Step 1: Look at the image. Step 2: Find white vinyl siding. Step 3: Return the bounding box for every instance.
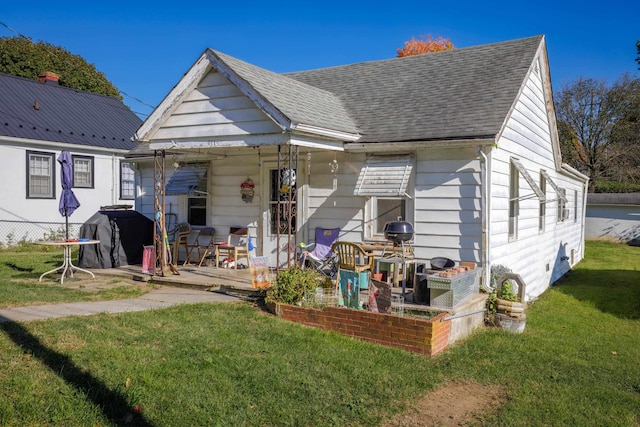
[491,56,586,298]
[152,71,281,142]
[414,148,481,263]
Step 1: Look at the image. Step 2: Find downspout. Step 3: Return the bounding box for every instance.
[477,146,491,291]
[580,178,589,261]
[112,154,117,205]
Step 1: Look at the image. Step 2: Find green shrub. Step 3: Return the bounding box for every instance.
[594,180,640,193]
[265,267,321,305]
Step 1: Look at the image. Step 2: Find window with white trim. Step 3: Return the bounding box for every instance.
[509,161,519,240]
[72,155,94,188]
[557,188,567,222]
[357,155,412,240]
[188,197,207,226]
[371,197,406,239]
[120,162,135,200]
[539,172,546,232]
[187,166,208,227]
[27,151,55,199]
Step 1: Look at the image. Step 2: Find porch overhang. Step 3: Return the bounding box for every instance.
[148,134,290,151]
[148,129,349,152]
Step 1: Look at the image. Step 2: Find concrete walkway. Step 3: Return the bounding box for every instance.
[0,286,241,323]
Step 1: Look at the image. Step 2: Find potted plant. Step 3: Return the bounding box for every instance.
[486,265,526,332]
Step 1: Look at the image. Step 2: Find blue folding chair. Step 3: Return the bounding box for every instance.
[299,227,340,280]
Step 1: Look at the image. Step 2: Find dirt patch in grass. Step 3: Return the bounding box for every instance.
[57,275,149,293]
[381,381,507,427]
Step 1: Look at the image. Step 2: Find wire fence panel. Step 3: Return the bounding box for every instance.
[0,220,83,247]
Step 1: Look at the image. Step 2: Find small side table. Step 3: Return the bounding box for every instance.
[375,256,416,299]
[36,240,100,284]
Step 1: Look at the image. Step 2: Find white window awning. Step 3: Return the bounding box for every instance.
[355,155,413,198]
[511,158,545,202]
[540,170,568,203]
[165,165,208,196]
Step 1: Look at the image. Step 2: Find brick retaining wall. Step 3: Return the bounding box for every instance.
[273,303,451,356]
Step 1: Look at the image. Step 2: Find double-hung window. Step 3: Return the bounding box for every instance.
[72,155,94,188]
[509,161,519,240]
[539,172,546,232]
[120,162,135,200]
[509,158,545,240]
[26,151,55,199]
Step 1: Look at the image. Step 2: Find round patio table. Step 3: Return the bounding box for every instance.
[36,240,100,284]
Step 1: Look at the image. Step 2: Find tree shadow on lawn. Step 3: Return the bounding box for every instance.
[553,269,640,320]
[0,319,153,426]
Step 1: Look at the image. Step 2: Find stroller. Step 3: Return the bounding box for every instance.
[299,227,340,281]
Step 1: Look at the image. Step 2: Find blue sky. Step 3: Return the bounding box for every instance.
[2,0,638,118]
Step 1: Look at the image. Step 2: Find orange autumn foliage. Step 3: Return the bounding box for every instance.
[397,34,454,57]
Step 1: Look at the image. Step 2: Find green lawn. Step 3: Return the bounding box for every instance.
[0,249,151,307]
[0,241,639,426]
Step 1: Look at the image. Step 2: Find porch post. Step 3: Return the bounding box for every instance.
[153,150,169,276]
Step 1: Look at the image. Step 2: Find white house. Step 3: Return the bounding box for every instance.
[0,71,142,245]
[130,35,588,300]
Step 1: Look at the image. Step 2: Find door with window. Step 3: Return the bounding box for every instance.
[261,162,299,268]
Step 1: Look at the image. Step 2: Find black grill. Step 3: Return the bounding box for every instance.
[383,221,414,243]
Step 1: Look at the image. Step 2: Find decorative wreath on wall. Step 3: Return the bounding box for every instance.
[241,178,255,203]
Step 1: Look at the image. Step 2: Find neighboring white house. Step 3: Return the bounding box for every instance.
[0,72,142,245]
[585,193,640,245]
[130,35,588,300]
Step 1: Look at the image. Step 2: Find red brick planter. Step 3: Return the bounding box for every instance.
[270,303,451,356]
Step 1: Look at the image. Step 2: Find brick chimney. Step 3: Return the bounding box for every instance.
[38,71,59,84]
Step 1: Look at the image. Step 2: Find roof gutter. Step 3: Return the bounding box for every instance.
[561,163,589,182]
[290,123,360,142]
[344,138,495,152]
[1,135,132,154]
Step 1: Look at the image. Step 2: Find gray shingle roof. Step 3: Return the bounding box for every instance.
[210,50,359,134]
[0,72,142,150]
[285,35,543,143]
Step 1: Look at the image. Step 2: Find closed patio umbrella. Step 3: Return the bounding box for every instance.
[58,151,80,240]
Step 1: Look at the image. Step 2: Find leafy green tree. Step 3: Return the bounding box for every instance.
[555,75,640,192]
[0,36,120,99]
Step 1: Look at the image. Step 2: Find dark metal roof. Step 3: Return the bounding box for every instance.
[0,72,142,150]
